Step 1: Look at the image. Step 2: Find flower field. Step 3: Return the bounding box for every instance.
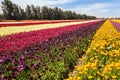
[0,20,87,27]
[66,20,120,80]
[1,19,120,80]
[0,20,99,37]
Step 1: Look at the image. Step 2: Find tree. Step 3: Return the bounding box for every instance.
[63,11,68,19]
[31,5,37,19]
[48,8,54,20]
[1,0,97,20]
[19,7,26,20]
[1,0,15,19]
[25,5,32,19]
[42,6,49,20]
[81,14,87,19]
[53,7,63,20]
[72,12,77,19]
[0,15,2,21]
[13,4,21,20]
[36,6,43,20]
[78,14,82,19]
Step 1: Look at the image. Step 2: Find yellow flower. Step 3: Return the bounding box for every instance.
[91,63,96,68]
[115,63,120,67]
[101,74,105,77]
[104,76,109,80]
[97,71,101,75]
[97,78,101,80]
[68,77,73,80]
[103,68,109,74]
[95,60,99,64]
[95,56,98,58]
[81,56,85,61]
[73,76,77,80]
[75,66,81,71]
[116,67,120,70]
[112,44,116,48]
[86,48,91,55]
[90,57,94,61]
[112,76,117,79]
[83,67,88,71]
[88,76,92,79]
[79,72,83,74]
[77,77,81,80]
[108,67,112,71]
[100,46,104,50]
[68,74,72,77]
[92,67,97,70]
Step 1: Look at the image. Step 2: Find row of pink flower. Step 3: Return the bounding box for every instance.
[111,21,120,32]
[0,20,103,54]
[0,20,84,27]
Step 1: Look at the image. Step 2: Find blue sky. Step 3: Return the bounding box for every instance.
[0,0,120,18]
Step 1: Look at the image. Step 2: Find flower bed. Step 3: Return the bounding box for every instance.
[0,20,85,27]
[0,20,103,54]
[0,20,100,37]
[0,20,104,80]
[66,20,120,80]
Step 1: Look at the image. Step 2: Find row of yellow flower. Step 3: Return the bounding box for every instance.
[0,20,99,37]
[0,22,82,37]
[112,20,120,23]
[66,20,120,80]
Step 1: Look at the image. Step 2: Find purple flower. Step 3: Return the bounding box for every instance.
[0,75,4,80]
[36,72,41,78]
[0,58,4,63]
[17,60,25,71]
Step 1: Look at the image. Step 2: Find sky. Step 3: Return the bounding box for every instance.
[0,0,120,18]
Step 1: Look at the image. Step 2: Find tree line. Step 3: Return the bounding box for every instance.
[0,0,97,20]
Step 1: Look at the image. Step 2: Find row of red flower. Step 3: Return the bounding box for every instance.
[0,20,84,27]
[0,20,103,54]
